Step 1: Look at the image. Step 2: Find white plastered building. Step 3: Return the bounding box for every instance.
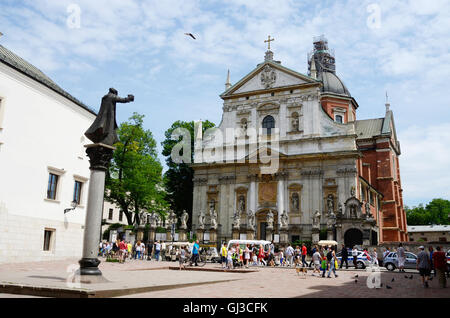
[0,45,97,263]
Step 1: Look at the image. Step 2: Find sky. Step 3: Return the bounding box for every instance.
[0,0,449,207]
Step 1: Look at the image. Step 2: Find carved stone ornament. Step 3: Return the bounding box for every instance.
[210,210,218,230]
[280,210,289,228]
[85,144,115,171]
[312,210,321,229]
[247,210,256,231]
[260,65,277,89]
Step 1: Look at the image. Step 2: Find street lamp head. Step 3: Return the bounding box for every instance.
[64,201,78,214]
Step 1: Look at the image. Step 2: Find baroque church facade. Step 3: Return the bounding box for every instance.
[191,36,407,247]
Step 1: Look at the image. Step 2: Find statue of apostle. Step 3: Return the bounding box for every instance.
[85,88,134,146]
[180,210,189,229]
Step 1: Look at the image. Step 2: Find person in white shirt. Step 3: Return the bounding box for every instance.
[312,250,322,276]
[285,244,294,267]
[352,246,359,269]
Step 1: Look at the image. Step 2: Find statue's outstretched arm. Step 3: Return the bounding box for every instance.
[114,95,135,103]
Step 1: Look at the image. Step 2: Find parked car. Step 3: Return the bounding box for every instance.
[383,251,418,271]
[335,250,371,269]
[199,244,221,263]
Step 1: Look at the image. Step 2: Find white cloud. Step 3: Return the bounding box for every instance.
[1,0,449,204]
[399,123,450,205]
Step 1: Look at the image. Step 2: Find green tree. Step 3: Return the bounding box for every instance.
[426,198,450,225]
[105,113,167,226]
[161,120,215,227]
[406,199,450,225]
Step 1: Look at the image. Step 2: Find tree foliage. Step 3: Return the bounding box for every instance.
[406,198,450,225]
[105,113,167,226]
[161,120,215,227]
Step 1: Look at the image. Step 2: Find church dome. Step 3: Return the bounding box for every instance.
[319,71,351,97]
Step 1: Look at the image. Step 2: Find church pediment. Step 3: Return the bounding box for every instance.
[221,61,319,98]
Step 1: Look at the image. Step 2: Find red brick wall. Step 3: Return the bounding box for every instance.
[358,138,408,243]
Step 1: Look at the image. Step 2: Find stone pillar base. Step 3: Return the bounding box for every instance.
[209,229,217,244]
[148,228,156,243]
[137,226,145,242]
[196,229,204,243]
[327,229,334,241]
[178,229,187,242]
[166,231,173,242]
[78,258,102,276]
[280,228,289,244]
[312,228,320,244]
[266,228,273,242]
[246,230,255,240]
[232,228,240,240]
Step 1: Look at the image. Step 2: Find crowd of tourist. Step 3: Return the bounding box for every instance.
[99,239,165,263]
[98,239,448,288]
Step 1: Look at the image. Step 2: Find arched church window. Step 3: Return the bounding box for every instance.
[262,115,275,135]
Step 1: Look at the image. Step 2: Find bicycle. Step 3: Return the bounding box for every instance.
[184,253,206,267]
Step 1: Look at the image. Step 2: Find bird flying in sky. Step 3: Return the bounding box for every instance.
[185,33,196,40]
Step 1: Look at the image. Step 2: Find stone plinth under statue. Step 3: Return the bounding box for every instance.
[280,227,289,244]
[178,229,187,242]
[137,225,145,242]
[196,229,204,243]
[265,226,274,242]
[148,226,156,243]
[232,228,240,240]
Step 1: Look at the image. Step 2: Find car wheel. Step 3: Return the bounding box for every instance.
[386,263,396,271]
[357,261,365,269]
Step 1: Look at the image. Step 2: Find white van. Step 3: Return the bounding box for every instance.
[227,240,271,252]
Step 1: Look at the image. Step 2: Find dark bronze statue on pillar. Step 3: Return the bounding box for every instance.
[77,88,134,280]
[85,88,134,145]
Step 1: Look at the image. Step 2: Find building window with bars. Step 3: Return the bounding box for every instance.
[119,210,124,222]
[108,208,114,220]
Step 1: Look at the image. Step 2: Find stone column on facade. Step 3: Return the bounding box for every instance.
[277,179,284,225]
[249,177,257,213]
[78,143,114,278]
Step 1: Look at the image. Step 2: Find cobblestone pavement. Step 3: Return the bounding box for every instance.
[0,258,448,298]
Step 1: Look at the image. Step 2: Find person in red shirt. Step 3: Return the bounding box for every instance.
[432,246,447,288]
[119,240,127,263]
[301,244,308,267]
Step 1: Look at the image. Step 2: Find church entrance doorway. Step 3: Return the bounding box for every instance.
[344,228,363,248]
